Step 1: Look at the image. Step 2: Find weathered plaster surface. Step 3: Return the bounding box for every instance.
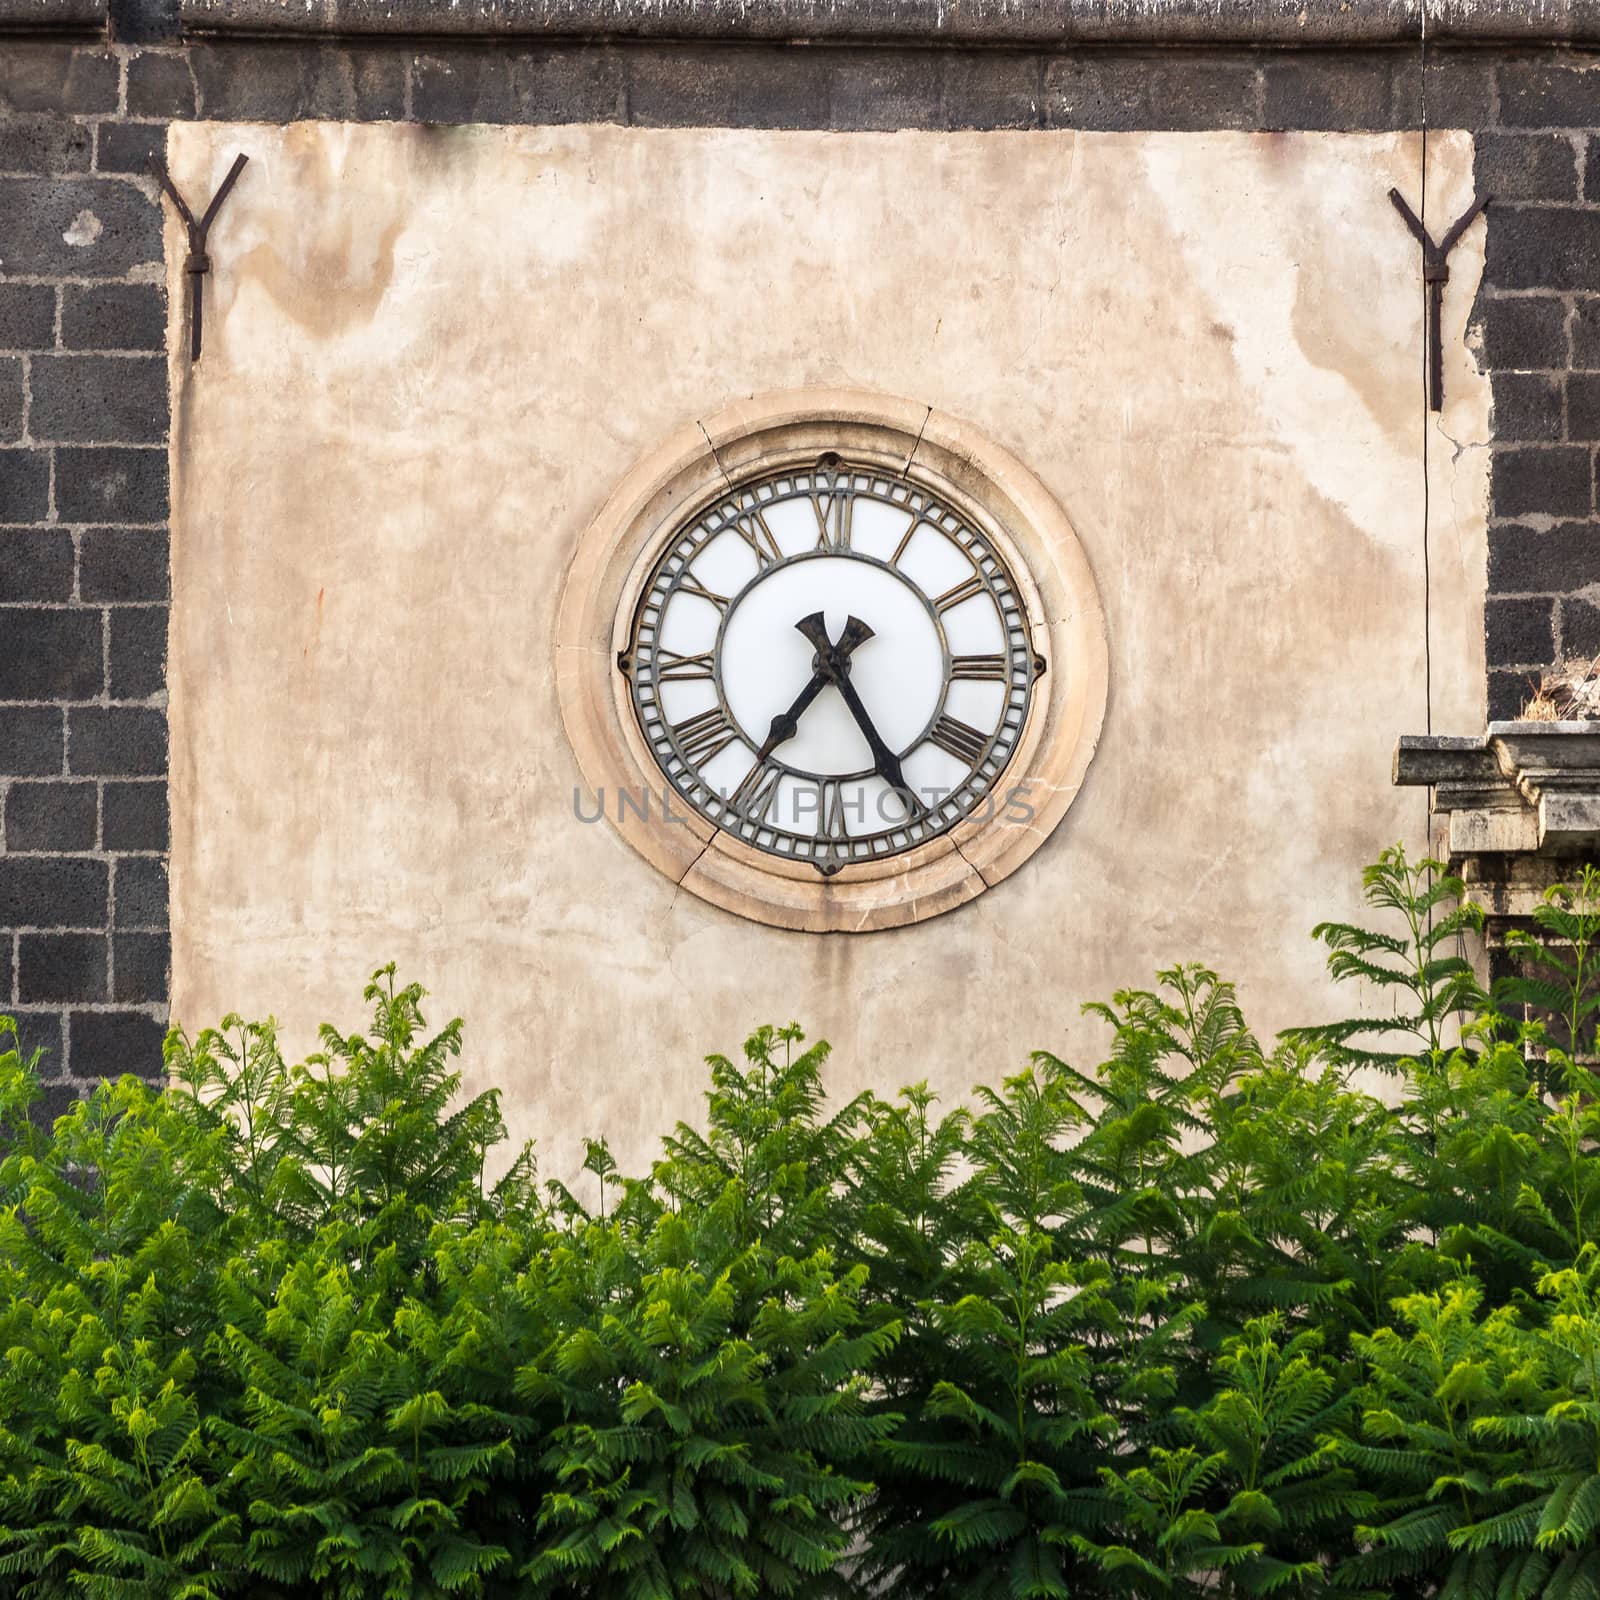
[167,122,1486,1178]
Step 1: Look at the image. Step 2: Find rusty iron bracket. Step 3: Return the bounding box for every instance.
[148,152,249,363]
[1388,186,1490,412]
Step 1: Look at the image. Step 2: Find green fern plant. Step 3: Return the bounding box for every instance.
[0,1073,241,1599]
[5,851,1600,1598]
[517,1023,897,1599]
[1286,845,1486,1072]
[861,1060,1117,1599]
[1337,1281,1535,1598]
[209,1230,519,1599]
[1179,1316,1370,1596]
[1498,868,1600,1092]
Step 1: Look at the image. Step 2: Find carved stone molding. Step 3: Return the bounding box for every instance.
[1395,722,1600,936]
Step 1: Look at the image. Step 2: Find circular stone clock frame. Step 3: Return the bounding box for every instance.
[557,390,1107,933]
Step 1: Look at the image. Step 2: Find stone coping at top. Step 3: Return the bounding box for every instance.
[158,0,1600,43]
[0,0,102,30]
[15,0,1600,48]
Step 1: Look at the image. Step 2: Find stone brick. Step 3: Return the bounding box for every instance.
[0,856,107,928]
[1476,294,1569,371]
[1488,668,1534,721]
[94,121,163,177]
[0,178,162,279]
[0,706,64,775]
[0,358,20,444]
[1146,57,1261,130]
[0,449,49,523]
[1498,59,1600,128]
[19,933,106,1003]
[4,781,96,851]
[190,41,406,121]
[1575,300,1600,369]
[1561,595,1600,656]
[29,356,167,446]
[68,706,166,777]
[1489,520,1600,593]
[107,606,165,701]
[829,50,943,131]
[61,285,165,353]
[101,779,166,850]
[126,49,195,117]
[0,284,55,351]
[350,43,411,118]
[414,43,624,124]
[78,528,167,601]
[28,1080,78,1130]
[1044,54,1148,129]
[55,447,167,523]
[0,531,73,602]
[0,608,103,701]
[1486,207,1600,293]
[1486,595,1556,666]
[1262,52,1393,131]
[1475,132,1579,202]
[0,117,92,176]
[624,44,829,129]
[1569,374,1600,441]
[1491,445,1593,517]
[0,45,118,115]
[1589,137,1600,204]
[112,931,167,1003]
[943,52,1044,130]
[10,1010,65,1074]
[112,855,165,928]
[109,0,181,44]
[69,1009,163,1078]
[1492,371,1565,440]
[1392,51,1498,130]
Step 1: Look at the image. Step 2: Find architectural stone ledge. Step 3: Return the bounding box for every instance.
[0,0,104,30]
[1396,722,1600,937]
[172,0,1600,44]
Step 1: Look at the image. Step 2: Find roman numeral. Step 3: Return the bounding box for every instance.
[656,649,716,682]
[677,572,730,612]
[728,758,782,823]
[950,654,1008,682]
[729,504,783,567]
[889,517,929,566]
[933,575,986,614]
[819,779,851,842]
[673,706,741,765]
[929,715,990,766]
[814,779,851,876]
[810,474,852,550]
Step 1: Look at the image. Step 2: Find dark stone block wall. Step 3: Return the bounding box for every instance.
[1,2,1598,1097]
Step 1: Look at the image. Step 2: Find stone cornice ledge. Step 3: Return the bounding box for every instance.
[0,0,104,32]
[173,0,1600,44]
[1396,723,1600,858]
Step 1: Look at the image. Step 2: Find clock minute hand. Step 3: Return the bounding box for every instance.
[755,613,875,762]
[829,662,917,806]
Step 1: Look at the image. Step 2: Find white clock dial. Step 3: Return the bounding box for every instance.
[621,457,1040,875]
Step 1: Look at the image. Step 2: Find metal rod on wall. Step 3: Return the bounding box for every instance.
[149,152,249,363]
[1388,185,1490,412]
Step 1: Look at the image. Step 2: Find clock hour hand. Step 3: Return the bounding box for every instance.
[755,613,874,761]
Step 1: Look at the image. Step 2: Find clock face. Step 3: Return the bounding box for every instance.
[621,457,1040,876]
